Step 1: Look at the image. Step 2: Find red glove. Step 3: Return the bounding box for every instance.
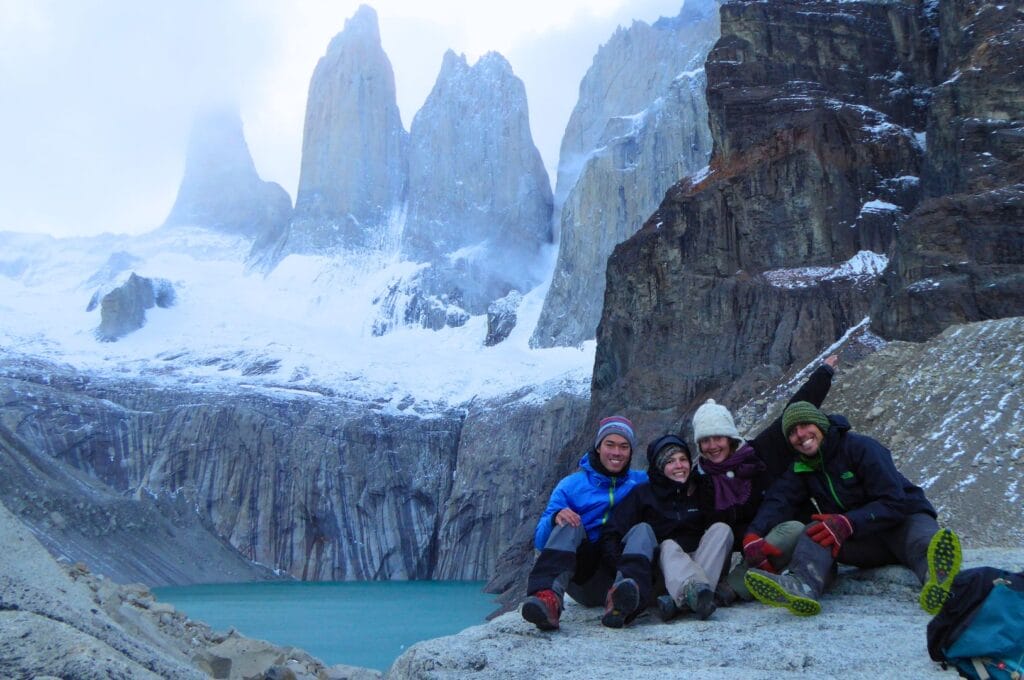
[742,533,783,572]
[806,514,853,557]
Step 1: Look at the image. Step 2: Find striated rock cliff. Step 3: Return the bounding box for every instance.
[162,108,292,241]
[398,50,553,318]
[0,352,588,586]
[432,390,589,580]
[872,1,1024,340]
[287,5,408,254]
[532,0,720,348]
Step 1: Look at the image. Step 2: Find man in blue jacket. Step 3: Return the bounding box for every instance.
[742,402,961,616]
[521,415,650,631]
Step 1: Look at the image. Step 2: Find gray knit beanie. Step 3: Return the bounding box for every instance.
[692,399,742,443]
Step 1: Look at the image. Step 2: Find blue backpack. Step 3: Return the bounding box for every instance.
[926,567,1024,680]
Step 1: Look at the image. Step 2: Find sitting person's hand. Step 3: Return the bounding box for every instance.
[742,532,783,572]
[806,514,853,557]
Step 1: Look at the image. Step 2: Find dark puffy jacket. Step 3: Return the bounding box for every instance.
[694,443,771,551]
[748,414,936,537]
[694,362,835,548]
[599,435,707,569]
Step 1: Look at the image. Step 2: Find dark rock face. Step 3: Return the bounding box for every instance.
[873,2,1024,340]
[287,5,408,253]
[162,109,292,240]
[485,291,522,347]
[95,273,175,342]
[590,0,932,433]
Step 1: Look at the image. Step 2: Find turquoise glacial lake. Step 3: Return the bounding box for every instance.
[153,580,495,672]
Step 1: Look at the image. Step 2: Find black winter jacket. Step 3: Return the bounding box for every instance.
[748,414,936,538]
[599,474,707,570]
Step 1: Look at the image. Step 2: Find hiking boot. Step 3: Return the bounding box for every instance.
[920,528,962,615]
[683,581,717,620]
[656,594,679,622]
[601,578,640,628]
[522,589,561,631]
[744,569,821,616]
[714,581,739,607]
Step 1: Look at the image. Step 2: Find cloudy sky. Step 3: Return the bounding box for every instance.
[0,0,687,238]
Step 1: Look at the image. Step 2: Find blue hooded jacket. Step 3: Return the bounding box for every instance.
[533,452,648,549]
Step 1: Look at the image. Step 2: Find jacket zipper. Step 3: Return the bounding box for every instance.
[822,470,846,511]
[601,477,617,526]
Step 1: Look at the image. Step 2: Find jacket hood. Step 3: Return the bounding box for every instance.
[815,414,852,457]
[644,434,692,490]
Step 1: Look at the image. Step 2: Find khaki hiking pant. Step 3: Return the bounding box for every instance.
[660,522,733,607]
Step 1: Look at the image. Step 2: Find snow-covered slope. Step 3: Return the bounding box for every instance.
[0,227,592,409]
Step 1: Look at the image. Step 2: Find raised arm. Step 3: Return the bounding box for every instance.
[751,358,837,478]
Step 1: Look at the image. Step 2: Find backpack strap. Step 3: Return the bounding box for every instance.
[969,658,990,680]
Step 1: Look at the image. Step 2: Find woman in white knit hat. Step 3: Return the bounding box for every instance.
[692,355,838,603]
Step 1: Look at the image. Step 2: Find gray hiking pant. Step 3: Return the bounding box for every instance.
[727,520,805,600]
[793,512,941,596]
[528,522,656,607]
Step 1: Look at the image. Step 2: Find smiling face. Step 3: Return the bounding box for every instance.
[661,449,691,483]
[698,435,735,464]
[787,423,824,456]
[598,434,631,474]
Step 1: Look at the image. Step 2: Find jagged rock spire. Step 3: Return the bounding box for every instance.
[288,4,408,253]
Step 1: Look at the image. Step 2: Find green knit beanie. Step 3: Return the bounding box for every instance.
[782,401,830,437]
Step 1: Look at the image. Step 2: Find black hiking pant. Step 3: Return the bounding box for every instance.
[793,512,940,595]
[526,523,656,607]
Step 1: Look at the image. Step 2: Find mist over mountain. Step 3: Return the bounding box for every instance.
[162,108,292,242]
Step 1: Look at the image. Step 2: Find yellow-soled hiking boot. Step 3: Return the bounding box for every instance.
[744,569,821,617]
[920,528,962,615]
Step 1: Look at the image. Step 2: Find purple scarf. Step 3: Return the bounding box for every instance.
[700,442,766,511]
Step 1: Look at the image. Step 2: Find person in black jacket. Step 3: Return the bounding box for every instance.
[598,435,733,627]
[692,356,837,603]
[742,401,962,616]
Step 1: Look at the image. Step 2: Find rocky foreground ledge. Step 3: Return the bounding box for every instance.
[3,493,1022,679]
[390,549,1024,680]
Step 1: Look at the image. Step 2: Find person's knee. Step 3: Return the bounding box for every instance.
[768,520,806,549]
[623,522,656,555]
[545,523,586,551]
[708,521,734,545]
